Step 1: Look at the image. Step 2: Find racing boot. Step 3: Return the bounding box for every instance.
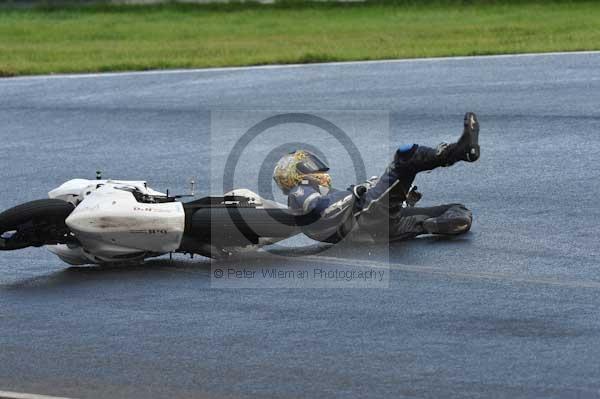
[394,112,480,173]
[422,204,472,235]
[436,112,480,166]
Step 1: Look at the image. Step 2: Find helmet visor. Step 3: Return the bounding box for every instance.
[297,153,329,174]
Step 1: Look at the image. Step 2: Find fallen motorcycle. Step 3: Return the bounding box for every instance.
[0,178,307,265]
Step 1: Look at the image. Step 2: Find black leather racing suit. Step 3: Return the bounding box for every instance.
[287,144,472,243]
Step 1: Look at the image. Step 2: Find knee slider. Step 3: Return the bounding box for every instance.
[395,144,418,162]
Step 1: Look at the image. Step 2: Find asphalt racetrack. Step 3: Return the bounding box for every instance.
[1,52,600,398]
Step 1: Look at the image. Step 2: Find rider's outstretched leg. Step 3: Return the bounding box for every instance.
[395,112,480,175]
[359,112,480,210]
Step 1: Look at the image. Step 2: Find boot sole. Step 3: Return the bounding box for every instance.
[464,112,480,162]
[423,216,471,235]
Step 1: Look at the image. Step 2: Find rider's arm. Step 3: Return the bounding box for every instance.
[288,185,331,214]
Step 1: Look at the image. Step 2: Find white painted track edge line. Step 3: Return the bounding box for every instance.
[4,50,600,81]
[300,255,600,289]
[0,390,74,399]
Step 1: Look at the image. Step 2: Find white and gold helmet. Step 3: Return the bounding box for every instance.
[273,150,331,194]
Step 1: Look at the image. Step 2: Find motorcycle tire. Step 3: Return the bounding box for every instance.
[0,199,74,250]
[189,207,300,242]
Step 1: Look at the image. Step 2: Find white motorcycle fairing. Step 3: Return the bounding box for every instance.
[47,179,184,265]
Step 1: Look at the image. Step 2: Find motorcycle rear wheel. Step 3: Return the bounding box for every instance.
[0,199,75,250]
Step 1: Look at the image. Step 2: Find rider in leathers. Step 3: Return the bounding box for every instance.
[272,112,480,243]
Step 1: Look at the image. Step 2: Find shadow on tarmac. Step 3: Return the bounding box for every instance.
[0,233,473,291]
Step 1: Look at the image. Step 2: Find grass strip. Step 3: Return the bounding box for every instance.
[0,0,598,76]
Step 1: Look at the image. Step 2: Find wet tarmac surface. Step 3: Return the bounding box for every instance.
[1,53,599,398]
